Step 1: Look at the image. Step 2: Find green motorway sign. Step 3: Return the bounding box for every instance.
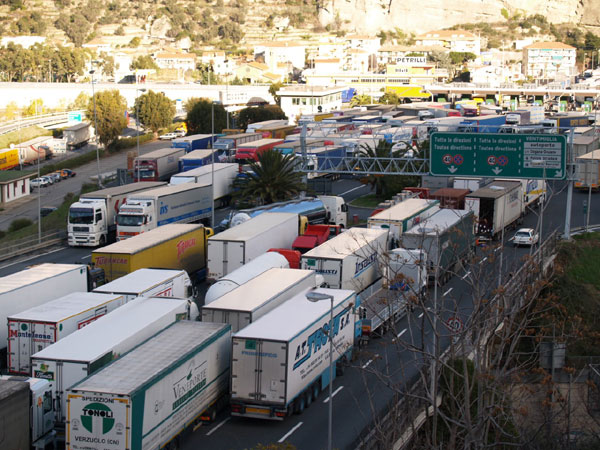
[429,132,567,180]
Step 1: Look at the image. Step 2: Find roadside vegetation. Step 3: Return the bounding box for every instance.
[0,125,51,148]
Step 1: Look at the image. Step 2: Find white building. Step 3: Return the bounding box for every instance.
[254,42,306,76]
[345,34,381,54]
[200,51,231,76]
[153,52,196,71]
[416,29,481,55]
[522,41,577,80]
[0,171,33,206]
[344,49,370,72]
[277,85,345,124]
[313,58,342,74]
[1,36,45,48]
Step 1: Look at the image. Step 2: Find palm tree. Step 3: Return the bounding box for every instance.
[356,139,397,197]
[234,149,306,206]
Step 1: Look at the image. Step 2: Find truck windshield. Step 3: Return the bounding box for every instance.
[138,168,156,180]
[117,214,144,226]
[69,207,94,224]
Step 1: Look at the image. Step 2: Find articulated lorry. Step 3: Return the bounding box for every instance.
[401,209,475,284]
[0,264,93,367]
[359,248,428,338]
[231,288,356,419]
[301,227,388,293]
[0,376,56,450]
[31,296,196,424]
[204,252,289,304]
[171,133,215,152]
[575,150,600,190]
[67,182,165,247]
[541,114,589,133]
[170,162,238,208]
[202,268,318,332]
[456,115,506,133]
[207,212,299,280]
[367,198,440,246]
[66,321,230,450]
[116,183,212,239]
[226,195,347,229]
[94,268,194,301]
[7,292,125,375]
[212,132,262,156]
[133,147,185,182]
[465,180,524,239]
[63,123,90,150]
[235,138,284,162]
[92,223,211,283]
[178,149,220,171]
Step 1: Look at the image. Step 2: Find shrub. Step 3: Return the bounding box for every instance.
[9,218,33,233]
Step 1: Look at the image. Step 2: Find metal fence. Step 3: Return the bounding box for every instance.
[0,229,66,262]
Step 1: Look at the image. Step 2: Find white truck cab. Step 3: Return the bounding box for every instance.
[116,201,153,240]
[67,199,108,247]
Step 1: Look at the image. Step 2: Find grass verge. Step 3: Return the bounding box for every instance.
[0,126,51,148]
[350,194,381,208]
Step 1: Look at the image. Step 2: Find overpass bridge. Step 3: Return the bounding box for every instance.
[0,111,83,136]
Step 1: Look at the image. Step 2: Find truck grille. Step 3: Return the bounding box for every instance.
[73,226,88,232]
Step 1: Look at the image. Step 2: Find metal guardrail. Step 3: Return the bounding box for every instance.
[0,229,66,263]
[0,110,84,136]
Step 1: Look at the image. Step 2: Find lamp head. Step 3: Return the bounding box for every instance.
[306,291,333,303]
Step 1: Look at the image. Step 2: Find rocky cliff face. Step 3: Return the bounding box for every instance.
[319,0,597,34]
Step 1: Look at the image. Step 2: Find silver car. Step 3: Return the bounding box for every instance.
[513,228,539,247]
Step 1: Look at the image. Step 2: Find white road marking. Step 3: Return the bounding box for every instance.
[418,312,424,318]
[361,354,379,369]
[205,417,230,436]
[323,386,344,403]
[443,288,453,297]
[480,257,488,264]
[461,271,471,280]
[397,329,407,338]
[81,254,91,260]
[278,422,303,443]
[340,184,367,196]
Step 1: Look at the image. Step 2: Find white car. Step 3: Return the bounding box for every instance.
[159,132,179,140]
[30,177,51,188]
[513,228,539,246]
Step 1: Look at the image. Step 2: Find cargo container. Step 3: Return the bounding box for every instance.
[401,209,475,284]
[453,177,493,192]
[541,114,589,133]
[171,133,215,152]
[92,223,211,283]
[246,120,290,133]
[465,180,523,239]
[178,149,220,171]
[431,188,470,209]
[505,110,531,125]
[63,123,90,150]
[31,297,194,423]
[116,183,212,239]
[207,212,299,280]
[230,288,356,419]
[0,145,52,171]
[67,182,166,247]
[301,228,388,293]
[0,376,56,450]
[170,163,237,207]
[573,135,599,159]
[305,145,346,178]
[8,292,125,375]
[456,115,506,133]
[273,139,326,155]
[235,138,284,162]
[202,268,317,332]
[0,264,89,362]
[504,178,546,207]
[133,147,185,182]
[66,321,230,450]
[204,252,289,304]
[94,268,193,302]
[255,124,296,139]
[367,198,440,245]
[575,150,600,190]
[226,195,347,229]
[212,132,262,154]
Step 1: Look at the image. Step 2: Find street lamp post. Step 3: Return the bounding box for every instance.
[90,67,101,188]
[136,87,146,182]
[305,291,334,450]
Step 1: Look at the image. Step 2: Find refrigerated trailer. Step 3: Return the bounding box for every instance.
[202,268,318,332]
[7,292,125,375]
[301,227,388,293]
[207,212,299,280]
[66,321,231,450]
[30,297,195,423]
[133,147,185,182]
[170,163,238,208]
[230,288,356,420]
[93,268,193,302]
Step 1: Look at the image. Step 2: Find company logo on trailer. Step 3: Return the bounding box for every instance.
[354,253,377,276]
[177,238,196,258]
[81,402,115,434]
[94,256,128,265]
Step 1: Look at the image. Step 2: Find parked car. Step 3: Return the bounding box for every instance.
[174,129,186,137]
[40,206,58,217]
[30,177,51,188]
[48,172,62,183]
[41,175,54,185]
[61,168,76,178]
[159,132,179,140]
[512,228,539,247]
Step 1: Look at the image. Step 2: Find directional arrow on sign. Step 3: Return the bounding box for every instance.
[492,167,502,175]
[554,170,563,178]
[448,165,458,173]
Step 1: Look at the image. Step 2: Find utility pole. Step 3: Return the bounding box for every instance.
[564,129,575,240]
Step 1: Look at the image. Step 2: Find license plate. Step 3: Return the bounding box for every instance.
[246,407,269,415]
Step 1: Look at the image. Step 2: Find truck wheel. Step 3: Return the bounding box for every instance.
[99,235,106,247]
[305,390,312,407]
[312,382,320,400]
[294,396,305,414]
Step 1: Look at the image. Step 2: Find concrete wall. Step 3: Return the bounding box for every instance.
[1,178,30,205]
